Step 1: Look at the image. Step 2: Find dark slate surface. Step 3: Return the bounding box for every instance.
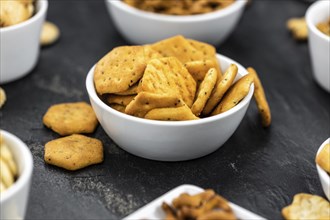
[1,0,329,219]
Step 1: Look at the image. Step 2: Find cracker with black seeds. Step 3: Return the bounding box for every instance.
[211,73,254,115]
[191,68,218,116]
[106,94,135,106]
[144,105,199,121]
[44,134,103,171]
[43,102,98,136]
[203,64,238,116]
[247,67,271,127]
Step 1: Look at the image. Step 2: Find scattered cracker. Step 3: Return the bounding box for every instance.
[40,21,60,46]
[287,17,308,41]
[247,67,271,127]
[44,134,103,171]
[316,143,330,173]
[191,68,218,116]
[144,105,199,121]
[203,64,238,116]
[43,102,99,136]
[282,193,330,220]
[211,73,254,115]
[0,87,6,109]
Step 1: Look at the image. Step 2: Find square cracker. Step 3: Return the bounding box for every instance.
[106,94,135,106]
[125,92,184,118]
[139,57,196,107]
[144,105,199,121]
[93,46,147,95]
[44,134,103,171]
[43,102,98,136]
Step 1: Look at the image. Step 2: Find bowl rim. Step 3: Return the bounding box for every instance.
[306,0,330,43]
[107,0,247,22]
[0,130,33,203]
[0,0,48,33]
[86,53,254,127]
[316,138,330,186]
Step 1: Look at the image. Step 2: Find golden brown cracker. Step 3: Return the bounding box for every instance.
[317,18,330,36]
[93,46,147,94]
[125,92,183,118]
[150,35,206,64]
[144,105,199,121]
[106,94,135,106]
[114,82,139,96]
[184,59,218,82]
[287,17,308,41]
[44,134,103,171]
[43,102,99,136]
[109,104,126,113]
[203,64,238,116]
[40,21,60,46]
[282,193,330,220]
[191,68,218,116]
[139,57,196,107]
[211,73,254,115]
[316,143,330,173]
[0,157,14,188]
[247,67,271,127]
[0,0,31,27]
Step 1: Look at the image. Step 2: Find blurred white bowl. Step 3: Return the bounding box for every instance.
[315,138,330,201]
[105,0,247,45]
[306,0,330,92]
[0,0,48,84]
[86,54,254,161]
[0,130,33,220]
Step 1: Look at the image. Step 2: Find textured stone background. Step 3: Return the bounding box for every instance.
[1,0,329,219]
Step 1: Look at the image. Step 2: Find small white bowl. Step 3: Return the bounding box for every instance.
[306,0,330,92]
[0,130,33,220]
[86,54,254,161]
[315,138,330,201]
[105,0,247,45]
[0,0,48,84]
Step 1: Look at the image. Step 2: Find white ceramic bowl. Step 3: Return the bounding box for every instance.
[306,0,330,92]
[0,130,33,220]
[315,138,330,201]
[86,54,254,161]
[105,0,247,45]
[0,0,48,84]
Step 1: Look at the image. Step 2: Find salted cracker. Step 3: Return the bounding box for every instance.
[144,105,199,121]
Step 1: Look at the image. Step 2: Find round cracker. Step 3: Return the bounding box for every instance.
[40,21,60,46]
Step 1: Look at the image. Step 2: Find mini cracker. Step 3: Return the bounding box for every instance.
[0,87,6,109]
[139,57,196,107]
[191,68,218,116]
[114,82,139,96]
[40,21,60,46]
[109,104,126,113]
[43,102,98,136]
[44,134,103,171]
[287,17,308,41]
[93,46,147,94]
[211,73,254,115]
[316,143,330,173]
[247,67,271,127]
[125,92,184,118]
[184,59,218,82]
[106,94,135,106]
[0,1,31,27]
[203,64,238,116]
[282,193,330,220]
[144,105,199,121]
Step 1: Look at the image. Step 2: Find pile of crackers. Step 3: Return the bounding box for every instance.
[123,0,235,15]
[94,35,271,126]
[162,189,237,220]
[0,0,35,27]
